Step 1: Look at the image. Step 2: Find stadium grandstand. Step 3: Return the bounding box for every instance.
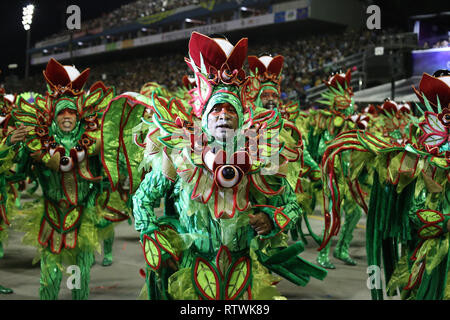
[2,0,449,109]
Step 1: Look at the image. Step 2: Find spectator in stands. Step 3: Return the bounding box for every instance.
[22,26,412,110]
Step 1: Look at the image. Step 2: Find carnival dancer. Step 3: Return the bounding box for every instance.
[246,54,322,245]
[101,32,327,300]
[8,58,116,299]
[319,69,450,299]
[303,70,367,269]
[0,87,19,294]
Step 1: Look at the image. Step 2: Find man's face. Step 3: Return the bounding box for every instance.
[56,108,78,132]
[260,89,280,110]
[207,102,239,142]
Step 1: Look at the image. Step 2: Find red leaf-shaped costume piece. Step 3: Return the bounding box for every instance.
[413,73,450,111]
[326,69,352,90]
[43,58,90,97]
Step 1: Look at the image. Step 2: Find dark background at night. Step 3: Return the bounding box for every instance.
[0,0,448,82]
[0,0,135,81]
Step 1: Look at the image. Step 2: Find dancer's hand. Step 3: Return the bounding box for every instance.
[9,124,32,145]
[249,212,273,235]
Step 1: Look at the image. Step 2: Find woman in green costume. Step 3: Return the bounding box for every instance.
[7,58,117,299]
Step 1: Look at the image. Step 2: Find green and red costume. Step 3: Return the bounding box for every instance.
[245,54,322,245]
[102,32,327,300]
[320,71,450,299]
[8,58,122,299]
[0,88,18,294]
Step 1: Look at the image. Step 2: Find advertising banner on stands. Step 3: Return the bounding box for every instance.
[412,48,450,76]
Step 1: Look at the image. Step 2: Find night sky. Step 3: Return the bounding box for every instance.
[0,0,448,82]
[0,0,134,81]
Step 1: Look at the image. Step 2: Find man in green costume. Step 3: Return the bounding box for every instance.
[309,70,365,269]
[128,32,326,300]
[246,54,323,247]
[0,88,18,294]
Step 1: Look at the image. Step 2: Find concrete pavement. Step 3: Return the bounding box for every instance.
[0,206,395,300]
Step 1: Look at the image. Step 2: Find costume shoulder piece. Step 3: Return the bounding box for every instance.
[101,88,193,194]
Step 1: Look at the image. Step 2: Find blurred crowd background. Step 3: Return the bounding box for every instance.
[16,28,408,106]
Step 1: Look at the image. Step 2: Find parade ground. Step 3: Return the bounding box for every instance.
[0,203,391,300]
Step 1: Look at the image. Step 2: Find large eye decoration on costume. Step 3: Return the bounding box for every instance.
[437,108,450,128]
[49,142,60,156]
[75,145,86,162]
[215,165,240,188]
[209,150,251,189]
[60,156,74,172]
[444,114,450,124]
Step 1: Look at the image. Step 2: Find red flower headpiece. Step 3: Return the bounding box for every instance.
[413,73,450,111]
[380,99,411,116]
[247,55,284,85]
[185,32,248,86]
[325,69,352,93]
[43,58,90,97]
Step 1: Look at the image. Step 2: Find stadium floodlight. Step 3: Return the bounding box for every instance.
[22,3,35,79]
[374,47,384,56]
[185,18,205,25]
[240,6,259,14]
[22,4,34,30]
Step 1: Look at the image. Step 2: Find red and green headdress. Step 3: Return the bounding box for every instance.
[413,71,450,112]
[184,32,248,130]
[43,58,90,99]
[12,58,115,174]
[246,55,283,108]
[318,69,354,115]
